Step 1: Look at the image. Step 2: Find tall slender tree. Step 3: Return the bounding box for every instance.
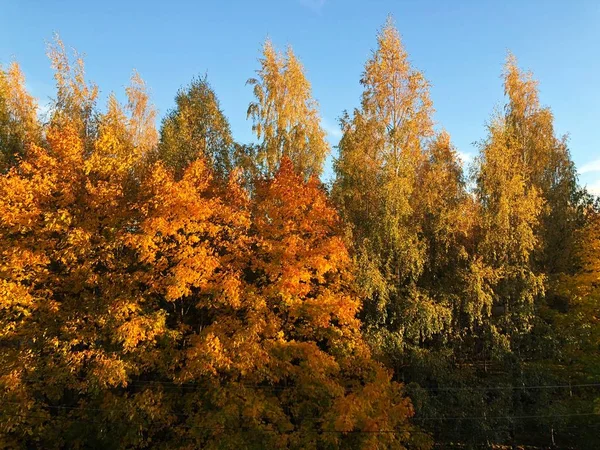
[473,54,581,348]
[501,55,579,275]
[247,41,329,178]
[334,18,449,358]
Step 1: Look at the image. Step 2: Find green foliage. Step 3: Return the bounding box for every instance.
[334,18,473,366]
[158,76,234,179]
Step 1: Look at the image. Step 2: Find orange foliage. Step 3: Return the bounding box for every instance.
[0,38,426,450]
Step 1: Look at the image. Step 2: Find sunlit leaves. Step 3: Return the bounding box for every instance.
[247,41,329,178]
[0,62,41,170]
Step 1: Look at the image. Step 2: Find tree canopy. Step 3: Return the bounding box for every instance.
[1,23,599,450]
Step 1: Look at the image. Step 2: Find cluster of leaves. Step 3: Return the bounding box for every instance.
[1,17,599,449]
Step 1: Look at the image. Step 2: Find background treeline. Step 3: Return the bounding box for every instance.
[1,19,599,449]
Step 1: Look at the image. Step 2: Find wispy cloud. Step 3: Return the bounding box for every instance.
[579,158,600,174]
[321,118,342,139]
[299,0,326,14]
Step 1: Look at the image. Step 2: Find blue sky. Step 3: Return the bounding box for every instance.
[1,0,599,192]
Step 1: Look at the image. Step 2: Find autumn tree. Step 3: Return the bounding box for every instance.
[474,123,544,348]
[157,76,234,179]
[501,55,579,275]
[97,154,428,449]
[247,41,329,178]
[242,158,428,449]
[0,62,41,170]
[333,18,455,360]
[93,71,158,177]
[0,122,164,448]
[0,52,165,448]
[47,35,99,153]
[472,54,583,350]
[433,54,573,448]
[128,157,429,449]
[401,53,594,449]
